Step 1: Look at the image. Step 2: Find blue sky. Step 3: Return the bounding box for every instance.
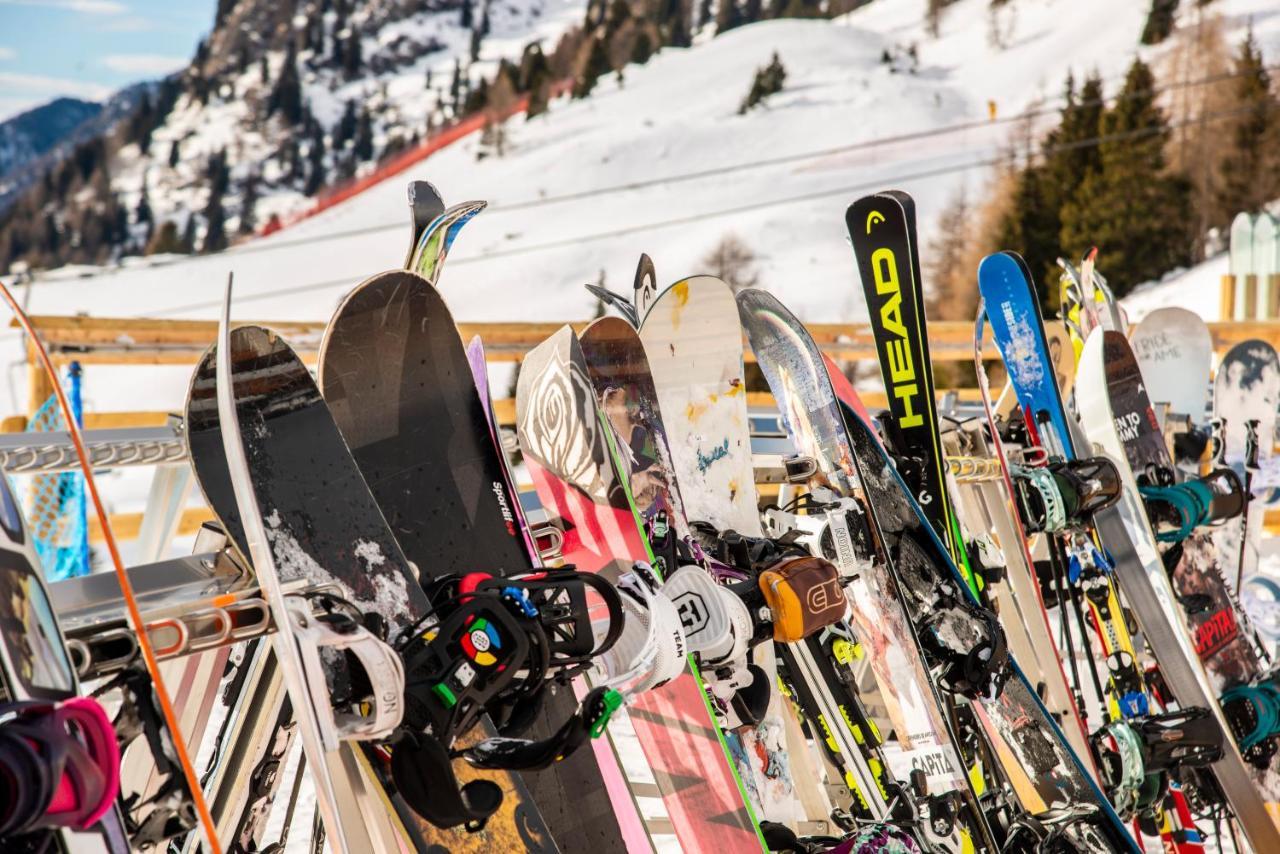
[0,0,216,120]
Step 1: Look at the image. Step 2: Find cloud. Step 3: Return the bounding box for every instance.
[0,0,129,14]
[104,16,155,32]
[0,47,14,61]
[101,54,187,76]
[0,71,113,102]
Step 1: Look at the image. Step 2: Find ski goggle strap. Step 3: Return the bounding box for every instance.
[0,696,120,835]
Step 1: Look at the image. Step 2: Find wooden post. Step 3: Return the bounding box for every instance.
[25,340,52,421]
[1244,274,1259,320]
[1269,274,1280,320]
[1221,274,1237,321]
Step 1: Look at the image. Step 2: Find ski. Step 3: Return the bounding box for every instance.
[741,286,1138,852]
[403,179,445,269]
[848,191,980,599]
[407,199,486,284]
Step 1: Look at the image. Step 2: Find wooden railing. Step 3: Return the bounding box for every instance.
[13,313,1280,539]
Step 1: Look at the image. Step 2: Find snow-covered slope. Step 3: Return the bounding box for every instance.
[10,0,1280,414]
[1124,252,1230,323]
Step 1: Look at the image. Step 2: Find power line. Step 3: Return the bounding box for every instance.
[146,98,1280,318]
[42,60,1279,285]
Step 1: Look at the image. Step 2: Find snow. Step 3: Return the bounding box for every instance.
[8,0,1280,554]
[1123,252,1230,324]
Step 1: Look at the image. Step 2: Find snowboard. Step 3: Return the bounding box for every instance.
[517,324,767,853]
[638,276,758,536]
[1212,338,1280,586]
[1129,307,1214,424]
[192,318,425,853]
[1078,329,1280,852]
[579,313,815,830]
[316,269,631,852]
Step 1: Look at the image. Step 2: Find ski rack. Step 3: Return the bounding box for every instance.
[0,423,187,474]
[48,536,311,682]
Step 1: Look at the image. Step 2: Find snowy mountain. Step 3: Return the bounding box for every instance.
[0,0,591,269]
[7,0,1280,409]
[0,98,102,191]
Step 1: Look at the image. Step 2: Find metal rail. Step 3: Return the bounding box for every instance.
[0,424,187,473]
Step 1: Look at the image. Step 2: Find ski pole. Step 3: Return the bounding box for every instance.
[1237,418,1261,593]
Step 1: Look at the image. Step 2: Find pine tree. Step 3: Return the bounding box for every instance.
[450,59,463,114]
[305,132,327,195]
[239,173,259,235]
[716,0,741,34]
[521,45,552,118]
[354,107,375,161]
[268,42,304,124]
[698,0,714,30]
[996,72,1106,302]
[214,0,237,29]
[573,36,611,98]
[134,181,154,247]
[1060,59,1192,295]
[179,215,197,253]
[168,139,181,168]
[739,52,786,114]
[1215,30,1280,225]
[343,30,363,78]
[461,0,473,29]
[337,99,358,148]
[145,221,183,256]
[632,31,654,65]
[1141,0,1179,45]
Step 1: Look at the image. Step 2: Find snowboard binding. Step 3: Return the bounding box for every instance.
[1091,709,1222,820]
[1138,465,1245,544]
[1012,457,1121,533]
[392,568,626,830]
[1221,679,1280,768]
[0,697,120,841]
[95,665,199,848]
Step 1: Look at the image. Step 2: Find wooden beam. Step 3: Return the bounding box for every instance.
[2,411,174,433]
[89,507,212,544]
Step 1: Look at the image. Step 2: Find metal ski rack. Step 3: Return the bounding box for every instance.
[49,541,281,681]
[0,423,187,474]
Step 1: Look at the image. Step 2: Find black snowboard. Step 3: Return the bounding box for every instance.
[317,271,632,853]
[318,270,529,578]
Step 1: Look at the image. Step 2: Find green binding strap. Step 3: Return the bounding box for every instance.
[1139,480,1214,543]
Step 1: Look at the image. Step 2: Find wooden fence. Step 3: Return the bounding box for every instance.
[12,314,1280,540]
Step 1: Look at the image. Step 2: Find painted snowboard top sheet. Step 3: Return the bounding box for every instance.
[1130,306,1213,422]
[640,277,759,536]
[517,325,766,854]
